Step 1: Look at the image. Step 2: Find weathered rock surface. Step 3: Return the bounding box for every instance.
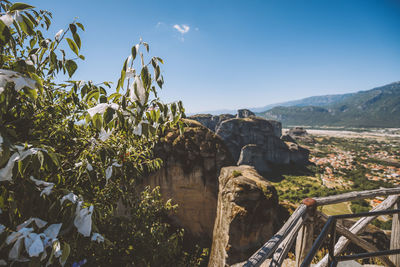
[237,144,273,174]
[189,113,235,132]
[281,133,297,143]
[287,126,313,142]
[216,117,282,162]
[191,111,310,175]
[209,165,286,266]
[146,119,234,243]
[237,109,255,118]
[214,117,309,175]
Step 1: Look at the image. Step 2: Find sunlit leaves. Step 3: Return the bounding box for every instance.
[0,1,188,265]
[66,37,79,56]
[69,23,81,49]
[9,2,34,12]
[76,22,85,31]
[18,13,35,35]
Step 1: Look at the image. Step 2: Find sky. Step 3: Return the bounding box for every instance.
[28,0,400,113]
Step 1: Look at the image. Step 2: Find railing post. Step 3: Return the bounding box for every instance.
[296,198,317,267]
[390,198,400,266]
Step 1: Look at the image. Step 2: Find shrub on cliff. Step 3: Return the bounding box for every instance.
[0,1,201,265]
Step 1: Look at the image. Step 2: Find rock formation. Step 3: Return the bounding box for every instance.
[146,119,234,243]
[208,165,287,266]
[189,113,235,132]
[236,109,255,118]
[191,111,310,175]
[286,126,313,142]
[215,116,309,176]
[216,117,282,162]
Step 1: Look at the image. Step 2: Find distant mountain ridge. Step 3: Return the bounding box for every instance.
[193,93,355,115]
[257,82,400,128]
[250,92,355,112]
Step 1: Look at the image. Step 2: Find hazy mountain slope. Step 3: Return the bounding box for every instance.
[250,93,354,112]
[258,82,400,127]
[193,92,354,115]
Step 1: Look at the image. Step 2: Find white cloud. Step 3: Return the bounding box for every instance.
[156,22,164,28]
[173,24,190,34]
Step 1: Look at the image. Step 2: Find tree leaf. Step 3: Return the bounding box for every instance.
[44,15,51,30]
[93,113,103,131]
[59,242,70,266]
[25,12,38,27]
[9,2,35,12]
[69,23,77,35]
[131,45,137,61]
[141,66,151,90]
[65,60,77,77]
[0,20,11,46]
[143,42,149,52]
[76,22,85,31]
[22,87,38,100]
[156,57,164,64]
[73,33,81,49]
[29,72,43,93]
[66,38,79,56]
[103,107,115,124]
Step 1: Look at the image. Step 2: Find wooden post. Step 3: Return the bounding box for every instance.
[296,198,316,267]
[390,199,400,266]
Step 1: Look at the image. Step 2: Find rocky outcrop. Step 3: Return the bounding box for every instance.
[214,117,309,175]
[237,109,255,118]
[287,127,313,142]
[189,113,235,132]
[190,111,310,175]
[216,117,282,162]
[281,133,297,143]
[237,144,272,174]
[209,165,286,266]
[146,119,234,243]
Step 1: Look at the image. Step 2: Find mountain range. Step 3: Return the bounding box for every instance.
[257,82,400,128]
[195,81,400,128]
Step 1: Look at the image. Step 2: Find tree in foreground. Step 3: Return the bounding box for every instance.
[0,1,204,265]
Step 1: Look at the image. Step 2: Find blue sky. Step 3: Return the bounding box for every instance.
[29,0,400,113]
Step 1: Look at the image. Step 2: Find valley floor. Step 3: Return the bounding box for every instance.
[273,128,400,225]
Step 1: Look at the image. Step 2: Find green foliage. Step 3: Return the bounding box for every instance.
[344,164,393,191]
[350,199,370,214]
[273,174,338,204]
[371,218,392,230]
[0,1,200,266]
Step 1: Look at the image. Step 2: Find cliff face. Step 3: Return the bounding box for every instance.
[216,117,282,162]
[147,119,234,242]
[142,119,288,265]
[208,165,286,266]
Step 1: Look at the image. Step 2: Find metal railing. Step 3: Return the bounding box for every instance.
[301,208,400,267]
